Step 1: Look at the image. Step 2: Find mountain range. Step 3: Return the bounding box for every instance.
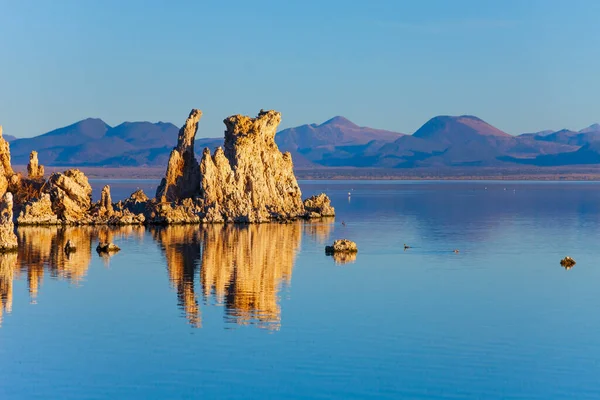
[3,115,600,169]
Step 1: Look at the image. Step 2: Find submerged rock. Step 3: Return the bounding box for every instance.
[156,109,202,202]
[560,256,576,268]
[27,151,44,179]
[325,239,358,255]
[96,242,120,253]
[0,193,18,252]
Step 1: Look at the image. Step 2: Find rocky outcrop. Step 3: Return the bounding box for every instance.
[48,169,93,223]
[303,194,335,218]
[99,185,113,215]
[17,193,60,225]
[27,151,44,179]
[325,239,358,255]
[0,193,18,252]
[0,126,14,178]
[0,126,14,198]
[3,109,335,226]
[156,109,202,202]
[198,110,305,223]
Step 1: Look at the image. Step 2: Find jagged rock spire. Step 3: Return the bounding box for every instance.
[155,109,202,201]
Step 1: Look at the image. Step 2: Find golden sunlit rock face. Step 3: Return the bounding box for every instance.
[154,223,305,330]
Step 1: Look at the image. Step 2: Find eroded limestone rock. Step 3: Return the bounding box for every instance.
[17,193,60,225]
[99,185,113,215]
[303,193,336,218]
[156,109,202,202]
[325,239,358,255]
[0,126,14,178]
[48,169,92,223]
[0,193,18,252]
[198,110,305,223]
[27,151,44,179]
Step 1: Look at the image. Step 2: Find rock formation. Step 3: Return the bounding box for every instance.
[325,239,358,255]
[48,169,93,223]
[0,126,14,178]
[156,109,202,202]
[303,194,335,218]
[99,185,113,215]
[27,151,44,179]
[198,110,305,222]
[0,126,14,198]
[17,193,60,225]
[1,108,335,226]
[0,193,18,252]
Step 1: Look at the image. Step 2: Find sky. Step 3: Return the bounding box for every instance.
[1,0,599,138]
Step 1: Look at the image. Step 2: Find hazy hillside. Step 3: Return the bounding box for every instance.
[7,114,600,169]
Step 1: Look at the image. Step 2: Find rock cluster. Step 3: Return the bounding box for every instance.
[0,193,18,252]
[1,108,334,228]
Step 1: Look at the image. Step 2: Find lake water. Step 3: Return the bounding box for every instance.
[2,180,600,399]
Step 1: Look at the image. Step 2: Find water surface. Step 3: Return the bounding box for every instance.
[2,180,600,399]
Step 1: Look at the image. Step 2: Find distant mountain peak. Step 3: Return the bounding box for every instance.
[413,114,511,139]
[320,116,358,128]
[580,123,600,133]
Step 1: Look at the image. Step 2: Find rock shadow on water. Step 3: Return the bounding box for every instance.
[152,222,307,330]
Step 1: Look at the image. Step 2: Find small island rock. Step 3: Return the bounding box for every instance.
[325,239,358,255]
[96,242,121,253]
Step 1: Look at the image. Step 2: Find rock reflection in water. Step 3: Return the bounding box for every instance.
[17,227,95,301]
[0,252,16,327]
[154,223,310,330]
[152,225,202,328]
[330,252,358,265]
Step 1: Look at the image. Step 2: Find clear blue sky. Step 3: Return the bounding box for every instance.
[1,0,599,138]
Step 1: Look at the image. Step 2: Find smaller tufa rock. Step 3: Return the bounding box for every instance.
[0,193,18,252]
[96,242,120,253]
[325,239,358,255]
[303,193,335,218]
[560,256,576,268]
[99,185,113,215]
[64,240,76,253]
[27,151,44,179]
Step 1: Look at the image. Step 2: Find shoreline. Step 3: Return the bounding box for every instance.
[13,165,600,181]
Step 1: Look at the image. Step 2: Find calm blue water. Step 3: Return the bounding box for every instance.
[2,180,600,399]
